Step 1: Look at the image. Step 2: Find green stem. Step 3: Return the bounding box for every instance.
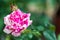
[6,35,11,40]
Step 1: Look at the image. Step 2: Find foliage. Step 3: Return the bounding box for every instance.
[0,0,57,40]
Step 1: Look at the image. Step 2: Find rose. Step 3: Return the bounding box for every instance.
[3,9,32,37]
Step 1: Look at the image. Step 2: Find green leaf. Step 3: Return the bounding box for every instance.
[58,34,60,40]
[49,24,56,31]
[0,18,4,34]
[43,30,56,40]
[32,30,41,38]
[36,26,45,31]
[28,33,33,39]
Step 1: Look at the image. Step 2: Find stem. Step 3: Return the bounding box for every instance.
[6,35,11,40]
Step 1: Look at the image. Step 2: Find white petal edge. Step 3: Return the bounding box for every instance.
[12,32,21,37]
[3,27,12,34]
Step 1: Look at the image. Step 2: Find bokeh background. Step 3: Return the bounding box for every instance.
[0,0,60,40]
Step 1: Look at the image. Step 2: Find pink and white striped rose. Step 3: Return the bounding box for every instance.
[3,9,32,37]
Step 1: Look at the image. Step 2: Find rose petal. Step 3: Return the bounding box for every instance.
[3,26,12,34]
[12,32,21,37]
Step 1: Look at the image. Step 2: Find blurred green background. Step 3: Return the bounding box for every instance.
[0,0,59,40]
